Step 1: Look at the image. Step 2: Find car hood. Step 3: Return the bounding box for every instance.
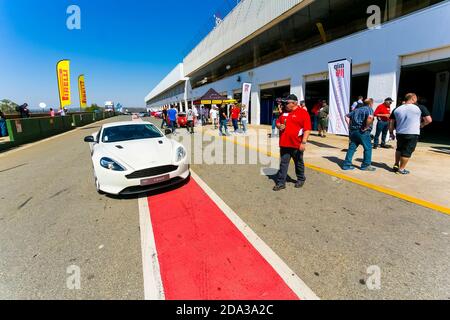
[101,138,176,171]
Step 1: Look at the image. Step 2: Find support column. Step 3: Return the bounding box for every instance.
[290,75,305,101]
[251,89,260,125]
[367,56,401,107]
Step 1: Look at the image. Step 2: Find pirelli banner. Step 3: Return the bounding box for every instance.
[78,75,88,109]
[57,60,71,109]
[328,59,351,136]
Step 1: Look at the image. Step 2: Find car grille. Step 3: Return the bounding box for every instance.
[125,165,178,179]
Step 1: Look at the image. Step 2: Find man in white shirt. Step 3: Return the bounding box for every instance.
[389,93,433,175]
[210,105,218,129]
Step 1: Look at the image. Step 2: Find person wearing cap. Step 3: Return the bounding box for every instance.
[373,98,394,149]
[273,94,312,191]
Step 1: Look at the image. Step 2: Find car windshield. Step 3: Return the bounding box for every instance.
[102,124,163,143]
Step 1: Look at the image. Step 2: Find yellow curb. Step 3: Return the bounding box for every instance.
[201,127,450,216]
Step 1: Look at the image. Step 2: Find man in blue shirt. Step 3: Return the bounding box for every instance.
[342,98,376,171]
[167,105,178,135]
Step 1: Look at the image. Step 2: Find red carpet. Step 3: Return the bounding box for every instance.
[147,179,299,300]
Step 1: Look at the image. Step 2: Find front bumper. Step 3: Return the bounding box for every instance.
[97,163,190,195]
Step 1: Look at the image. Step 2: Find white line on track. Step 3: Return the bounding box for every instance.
[138,196,165,300]
[190,170,320,301]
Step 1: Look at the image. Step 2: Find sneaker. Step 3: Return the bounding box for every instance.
[295,181,305,189]
[393,165,400,173]
[361,166,376,172]
[397,169,410,175]
[380,144,390,149]
[273,185,286,192]
[342,166,355,171]
[373,145,378,150]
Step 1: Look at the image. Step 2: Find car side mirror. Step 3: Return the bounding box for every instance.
[84,136,95,143]
[165,129,173,135]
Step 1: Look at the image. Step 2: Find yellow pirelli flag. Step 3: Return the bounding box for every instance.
[56,60,71,109]
[78,75,88,109]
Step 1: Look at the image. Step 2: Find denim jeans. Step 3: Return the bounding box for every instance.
[241,118,248,134]
[219,120,229,136]
[312,115,319,131]
[374,120,389,147]
[272,117,278,135]
[169,120,176,134]
[343,130,373,169]
[277,148,306,186]
[232,119,239,132]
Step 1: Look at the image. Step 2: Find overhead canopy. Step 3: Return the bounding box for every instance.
[193,88,237,105]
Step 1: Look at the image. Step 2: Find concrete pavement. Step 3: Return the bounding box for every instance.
[0,116,449,299]
[0,118,143,299]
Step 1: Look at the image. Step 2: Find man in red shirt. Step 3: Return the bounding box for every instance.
[373,97,393,149]
[274,94,312,191]
[231,104,241,133]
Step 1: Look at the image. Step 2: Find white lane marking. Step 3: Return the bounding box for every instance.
[191,170,320,301]
[138,195,165,300]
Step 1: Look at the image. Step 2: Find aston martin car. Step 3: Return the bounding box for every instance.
[84,121,190,195]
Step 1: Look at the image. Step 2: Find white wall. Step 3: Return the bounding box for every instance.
[188,2,450,124]
[145,63,185,103]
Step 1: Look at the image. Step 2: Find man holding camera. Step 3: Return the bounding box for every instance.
[273,94,312,192]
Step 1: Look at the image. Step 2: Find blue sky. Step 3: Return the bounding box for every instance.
[0,0,236,109]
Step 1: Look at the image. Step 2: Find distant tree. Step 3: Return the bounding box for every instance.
[0,99,19,113]
[85,103,104,112]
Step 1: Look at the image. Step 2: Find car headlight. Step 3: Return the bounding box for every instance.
[175,146,187,162]
[100,157,126,171]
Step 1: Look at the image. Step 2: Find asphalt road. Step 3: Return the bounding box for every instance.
[0,116,449,300]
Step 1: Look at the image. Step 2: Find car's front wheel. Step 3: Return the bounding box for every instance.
[95,176,105,195]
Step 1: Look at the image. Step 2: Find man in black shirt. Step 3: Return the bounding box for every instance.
[219,104,229,136]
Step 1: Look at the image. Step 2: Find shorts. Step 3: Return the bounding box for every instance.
[319,118,328,129]
[396,134,419,158]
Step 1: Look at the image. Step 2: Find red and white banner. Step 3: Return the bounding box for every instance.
[328,59,351,136]
[242,83,252,109]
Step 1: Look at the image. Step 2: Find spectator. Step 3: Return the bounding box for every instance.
[231,104,241,133]
[210,106,218,129]
[59,108,66,117]
[167,105,178,135]
[49,108,56,118]
[373,98,394,149]
[342,98,376,171]
[240,104,249,135]
[0,111,7,137]
[300,100,308,112]
[273,94,311,191]
[272,99,283,137]
[351,96,364,111]
[311,100,322,131]
[318,101,329,138]
[219,104,229,136]
[186,107,195,134]
[161,106,168,129]
[18,103,30,118]
[389,93,432,175]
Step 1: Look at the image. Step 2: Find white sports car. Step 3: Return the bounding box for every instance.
[84,121,190,195]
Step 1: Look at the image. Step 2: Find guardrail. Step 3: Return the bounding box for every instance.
[1,112,116,152]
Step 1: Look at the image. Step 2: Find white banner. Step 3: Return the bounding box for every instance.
[328,59,352,135]
[242,83,252,109]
